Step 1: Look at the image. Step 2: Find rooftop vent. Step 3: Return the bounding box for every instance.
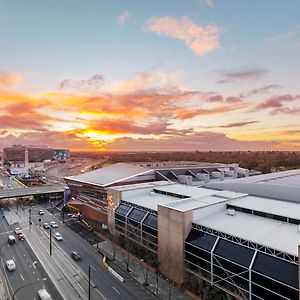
[149,190,155,196]
[227,208,235,216]
[298,224,300,232]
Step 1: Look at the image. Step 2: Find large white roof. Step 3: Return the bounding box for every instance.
[228,196,300,220]
[115,181,245,211]
[65,163,153,187]
[204,169,300,203]
[193,193,300,256]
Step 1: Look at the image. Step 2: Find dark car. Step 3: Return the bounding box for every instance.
[18,234,25,241]
[71,250,81,261]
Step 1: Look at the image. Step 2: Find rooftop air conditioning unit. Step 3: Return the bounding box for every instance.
[227,208,235,216]
[149,190,155,196]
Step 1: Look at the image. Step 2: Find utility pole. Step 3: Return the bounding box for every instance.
[29,208,31,225]
[88,265,91,300]
[50,228,52,256]
[88,265,96,300]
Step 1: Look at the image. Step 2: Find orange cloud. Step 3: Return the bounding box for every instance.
[143,16,221,56]
[0,72,22,87]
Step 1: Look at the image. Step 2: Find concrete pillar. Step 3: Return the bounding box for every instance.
[107,188,122,233]
[157,205,192,285]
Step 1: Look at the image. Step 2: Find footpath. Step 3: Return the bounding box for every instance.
[94,239,192,300]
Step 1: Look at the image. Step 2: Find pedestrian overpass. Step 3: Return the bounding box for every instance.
[0,185,65,200]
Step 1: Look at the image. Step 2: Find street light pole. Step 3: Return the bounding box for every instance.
[49,228,52,256]
[13,278,47,299]
[28,208,31,225]
[88,265,91,300]
[88,265,96,300]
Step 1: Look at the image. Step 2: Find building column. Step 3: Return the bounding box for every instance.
[157,205,192,285]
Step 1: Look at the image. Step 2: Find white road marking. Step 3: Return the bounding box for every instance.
[77,282,85,292]
[113,286,120,294]
[20,274,24,281]
[33,261,37,268]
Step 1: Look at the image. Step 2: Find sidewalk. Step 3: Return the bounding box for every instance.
[94,239,191,300]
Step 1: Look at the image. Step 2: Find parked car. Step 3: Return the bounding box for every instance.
[6,259,16,271]
[54,232,62,241]
[39,209,44,215]
[14,228,22,235]
[8,235,16,244]
[71,250,81,261]
[43,223,50,229]
[18,233,25,241]
[50,221,57,228]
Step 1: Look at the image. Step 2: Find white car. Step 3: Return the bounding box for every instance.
[6,259,16,271]
[39,209,44,215]
[54,232,62,241]
[14,227,22,235]
[50,221,57,228]
[38,288,52,300]
[43,223,50,229]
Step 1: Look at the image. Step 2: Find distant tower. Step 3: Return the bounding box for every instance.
[24,147,29,177]
[25,148,29,167]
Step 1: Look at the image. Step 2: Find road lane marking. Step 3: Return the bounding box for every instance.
[113,286,120,294]
[20,274,24,281]
[77,282,85,292]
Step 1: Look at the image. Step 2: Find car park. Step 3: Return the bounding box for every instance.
[50,221,57,228]
[43,223,50,229]
[18,233,25,241]
[8,235,16,244]
[54,232,62,241]
[71,250,81,261]
[39,209,44,215]
[6,259,16,271]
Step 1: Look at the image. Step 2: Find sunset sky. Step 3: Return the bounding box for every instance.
[1,0,300,151]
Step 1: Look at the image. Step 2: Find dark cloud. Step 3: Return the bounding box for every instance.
[240,84,281,98]
[225,96,242,103]
[270,107,300,115]
[219,121,258,128]
[103,132,278,152]
[206,95,223,102]
[217,68,267,84]
[255,94,300,110]
[59,74,104,92]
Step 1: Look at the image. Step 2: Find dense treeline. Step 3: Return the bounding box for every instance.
[106,151,300,174]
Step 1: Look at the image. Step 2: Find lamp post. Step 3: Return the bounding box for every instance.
[88,265,96,300]
[28,208,31,225]
[140,259,149,286]
[13,278,47,300]
[49,228,52,256]
[155,261,161,294]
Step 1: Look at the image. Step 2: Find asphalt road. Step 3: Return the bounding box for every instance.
[0,215,62,300]
[0,173,23,190]
[29,203,156,300]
